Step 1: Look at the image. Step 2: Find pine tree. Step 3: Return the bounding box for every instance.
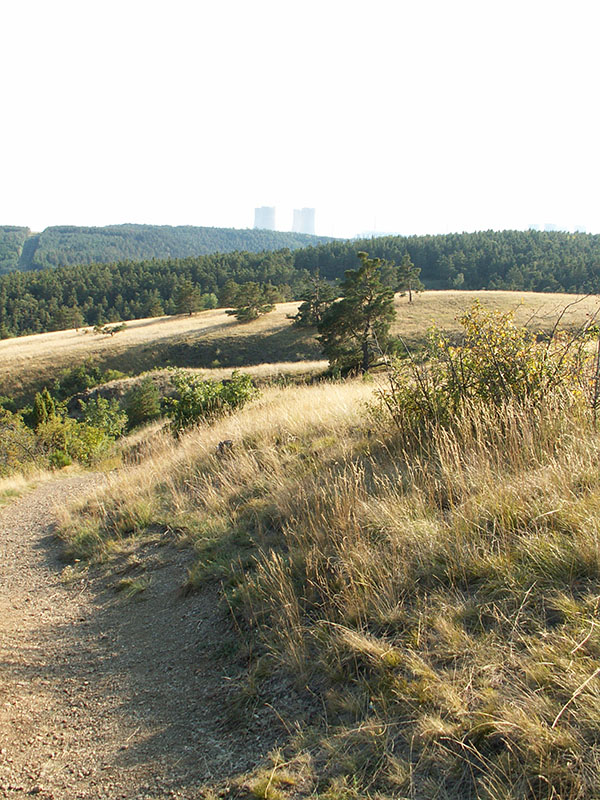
[174,279,202,316]
[225,282,277,323]
[292,273,337,327]
[397,254,424,303]
[318,252,396,373]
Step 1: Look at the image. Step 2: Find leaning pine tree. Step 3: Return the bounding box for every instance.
[318,251,396,373]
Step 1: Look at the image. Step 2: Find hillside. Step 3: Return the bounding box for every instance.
[0,223,335,274]
[3,291,600,797]
[1,229,600,338]
[0,226,30,272]
[55,330,600,798]
[1,290,597,401]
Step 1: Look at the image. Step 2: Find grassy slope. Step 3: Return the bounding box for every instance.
[60,370,600,798]
[2,290,598,400]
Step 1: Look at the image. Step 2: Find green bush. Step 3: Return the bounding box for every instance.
[1,382,129,473]
[375,302,594,432]
[48,450,72,469]
[165,370,257,434]
[79,396,127,438]
[0,395,17,413]
[53,360,126,400]
[124,377,162,429]
[32,388,57,428]
[35,415,109,465]
[0,409,38,474]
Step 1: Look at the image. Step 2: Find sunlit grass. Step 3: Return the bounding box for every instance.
[3,290,597,399]
[58,365,600,798]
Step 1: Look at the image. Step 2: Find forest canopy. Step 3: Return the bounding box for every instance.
[0,223,335,274]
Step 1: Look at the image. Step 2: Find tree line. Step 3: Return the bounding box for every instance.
[1,229,600,338]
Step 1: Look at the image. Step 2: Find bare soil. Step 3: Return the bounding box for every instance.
[0,475,280,799]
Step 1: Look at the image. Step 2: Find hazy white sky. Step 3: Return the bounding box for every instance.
[2,0,599,237]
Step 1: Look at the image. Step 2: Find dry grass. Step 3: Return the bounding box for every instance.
[58,369,600,798]
[0,303,320,398]
[2,290,598,398]
[57,380,373,560]
[391,289,600,347]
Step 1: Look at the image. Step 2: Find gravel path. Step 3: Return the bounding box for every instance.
[0,475,275,799]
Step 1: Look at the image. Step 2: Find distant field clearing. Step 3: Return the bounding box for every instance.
[1,291,598,398]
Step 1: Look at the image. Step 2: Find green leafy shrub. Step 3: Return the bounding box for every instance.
[165,370,258,434]
[0,395,17,413]
[32,387,57,428]
[35,416,92,464]
[35,401,123,466]
[1,379,129,474]
[48,450,72,469]
[79,396,127,438]
[0,409,38,474]
[375,301,594,433]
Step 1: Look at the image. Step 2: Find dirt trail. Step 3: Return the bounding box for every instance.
[0,475,276,799]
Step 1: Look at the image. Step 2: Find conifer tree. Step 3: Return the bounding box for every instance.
[397,254,423,303]
[225,282,277,323]
[174,279,202,316]
[292,272,337,327]
[318,252,396,373]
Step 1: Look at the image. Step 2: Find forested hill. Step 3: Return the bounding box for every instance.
[297,228,600,293]
[0,224,335,273]
[0,227,30,273]
[1,229,600,337]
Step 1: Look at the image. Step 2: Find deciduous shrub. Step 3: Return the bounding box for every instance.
[375,302,595,433]
[0,409,38,474]
[35,415,116,465]
[53,360,126,400]
[79,396,127,439]
[165,370,257,434]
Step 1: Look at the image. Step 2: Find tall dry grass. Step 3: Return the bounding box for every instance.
[59,376,600,798]
[233,394,600,798]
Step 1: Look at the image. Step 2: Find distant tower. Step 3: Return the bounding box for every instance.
[292,207,316,235]
[254,207,276,230]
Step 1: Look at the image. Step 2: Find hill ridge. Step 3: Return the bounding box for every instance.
[0,223,336,274]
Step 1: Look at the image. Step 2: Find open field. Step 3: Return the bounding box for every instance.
[1,290,598,400]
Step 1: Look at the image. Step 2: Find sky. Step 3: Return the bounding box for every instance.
[2,0,599,238]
